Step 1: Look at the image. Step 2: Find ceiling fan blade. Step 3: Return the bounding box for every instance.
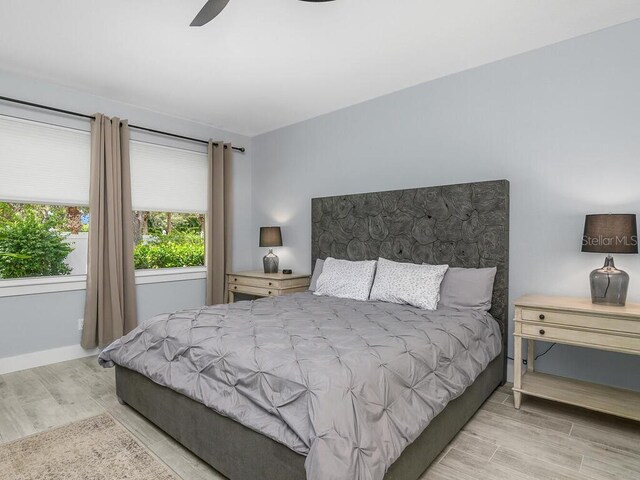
[190,0,231,27]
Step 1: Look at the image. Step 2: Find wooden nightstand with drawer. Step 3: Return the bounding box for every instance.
[513,295,640,421]
[227,271,310,303]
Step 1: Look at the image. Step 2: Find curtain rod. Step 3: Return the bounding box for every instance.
[0,95,246,153]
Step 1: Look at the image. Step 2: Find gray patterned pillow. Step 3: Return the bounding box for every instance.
[308,258,324,292]
[314,257,377,301]
[438,267,497,311]
[370,258,449,310]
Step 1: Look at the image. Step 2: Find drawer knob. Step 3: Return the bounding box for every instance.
[234,278,238,282]
[539,314,545,320]
[268,291,272,295]
[539,329,545,335]
[234,286,238,290]
[269,282,272,286]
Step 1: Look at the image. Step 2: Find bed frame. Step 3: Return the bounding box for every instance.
[116,179,510,480]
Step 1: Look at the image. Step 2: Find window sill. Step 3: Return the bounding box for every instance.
[0,274,87,297]
[134,267,206,285]
[0,267,207,298]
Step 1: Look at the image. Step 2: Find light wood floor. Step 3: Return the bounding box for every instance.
[1,357,639,480]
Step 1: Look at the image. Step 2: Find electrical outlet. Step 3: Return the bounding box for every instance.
[78,318,84,331]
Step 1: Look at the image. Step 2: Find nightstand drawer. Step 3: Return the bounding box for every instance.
[521,308,640,334]
[229,276,278,288]
[229,284,279,297]
[520,322,640,354]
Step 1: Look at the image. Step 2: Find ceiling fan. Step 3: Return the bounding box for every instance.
[190,0,335,27]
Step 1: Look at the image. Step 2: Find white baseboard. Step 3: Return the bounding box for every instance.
[0,344,100,375]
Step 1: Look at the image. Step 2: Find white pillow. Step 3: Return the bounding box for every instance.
[314,257,377,301]
[370,258,449,310]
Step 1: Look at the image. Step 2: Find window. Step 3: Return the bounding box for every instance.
[0,202,89,279]
[132,211,204,269]
[0,114,91,281]
[129,140,208,271]
[0,114,208,292]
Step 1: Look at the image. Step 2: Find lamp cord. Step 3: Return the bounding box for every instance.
[507,343,557,366]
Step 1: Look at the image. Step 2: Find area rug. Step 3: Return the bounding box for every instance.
[0,413,178,479]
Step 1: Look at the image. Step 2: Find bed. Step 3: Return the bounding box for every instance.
[101,179,510,480]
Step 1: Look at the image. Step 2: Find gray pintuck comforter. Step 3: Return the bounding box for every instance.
[99,292,501,480]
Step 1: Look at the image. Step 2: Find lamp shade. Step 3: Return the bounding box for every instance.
[260,226,283,247]
[582,214,638,254]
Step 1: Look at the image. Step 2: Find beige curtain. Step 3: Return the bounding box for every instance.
[82,114,137,348]
[206,141,231,305]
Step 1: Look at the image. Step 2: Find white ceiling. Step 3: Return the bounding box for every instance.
[1,1,639,136]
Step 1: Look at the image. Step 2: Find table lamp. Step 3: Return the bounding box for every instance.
[260,226,283,274]
[581,214,638,306]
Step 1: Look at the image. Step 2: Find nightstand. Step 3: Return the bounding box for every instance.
[227,271,310,303]
[513,295,640,421]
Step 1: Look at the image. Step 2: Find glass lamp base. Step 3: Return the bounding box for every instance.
[263,249,279,274]
[590,255,629,307]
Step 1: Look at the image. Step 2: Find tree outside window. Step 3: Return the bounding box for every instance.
[132,211,205,270]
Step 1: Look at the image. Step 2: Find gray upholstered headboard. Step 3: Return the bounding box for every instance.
[311,179,510,351]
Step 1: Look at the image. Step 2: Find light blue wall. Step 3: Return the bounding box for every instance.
[137,279,206,321]
[252,21,640,390]
[0,290,86,357]
[0,70,252,361]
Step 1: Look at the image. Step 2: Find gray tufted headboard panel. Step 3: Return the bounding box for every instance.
[311,179,510,355]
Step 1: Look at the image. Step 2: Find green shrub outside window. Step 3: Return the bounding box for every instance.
[134,232,204,270]
[0,213,73,279]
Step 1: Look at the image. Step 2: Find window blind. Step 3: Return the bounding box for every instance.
[129,140,208,214]
[0,114,91,206]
